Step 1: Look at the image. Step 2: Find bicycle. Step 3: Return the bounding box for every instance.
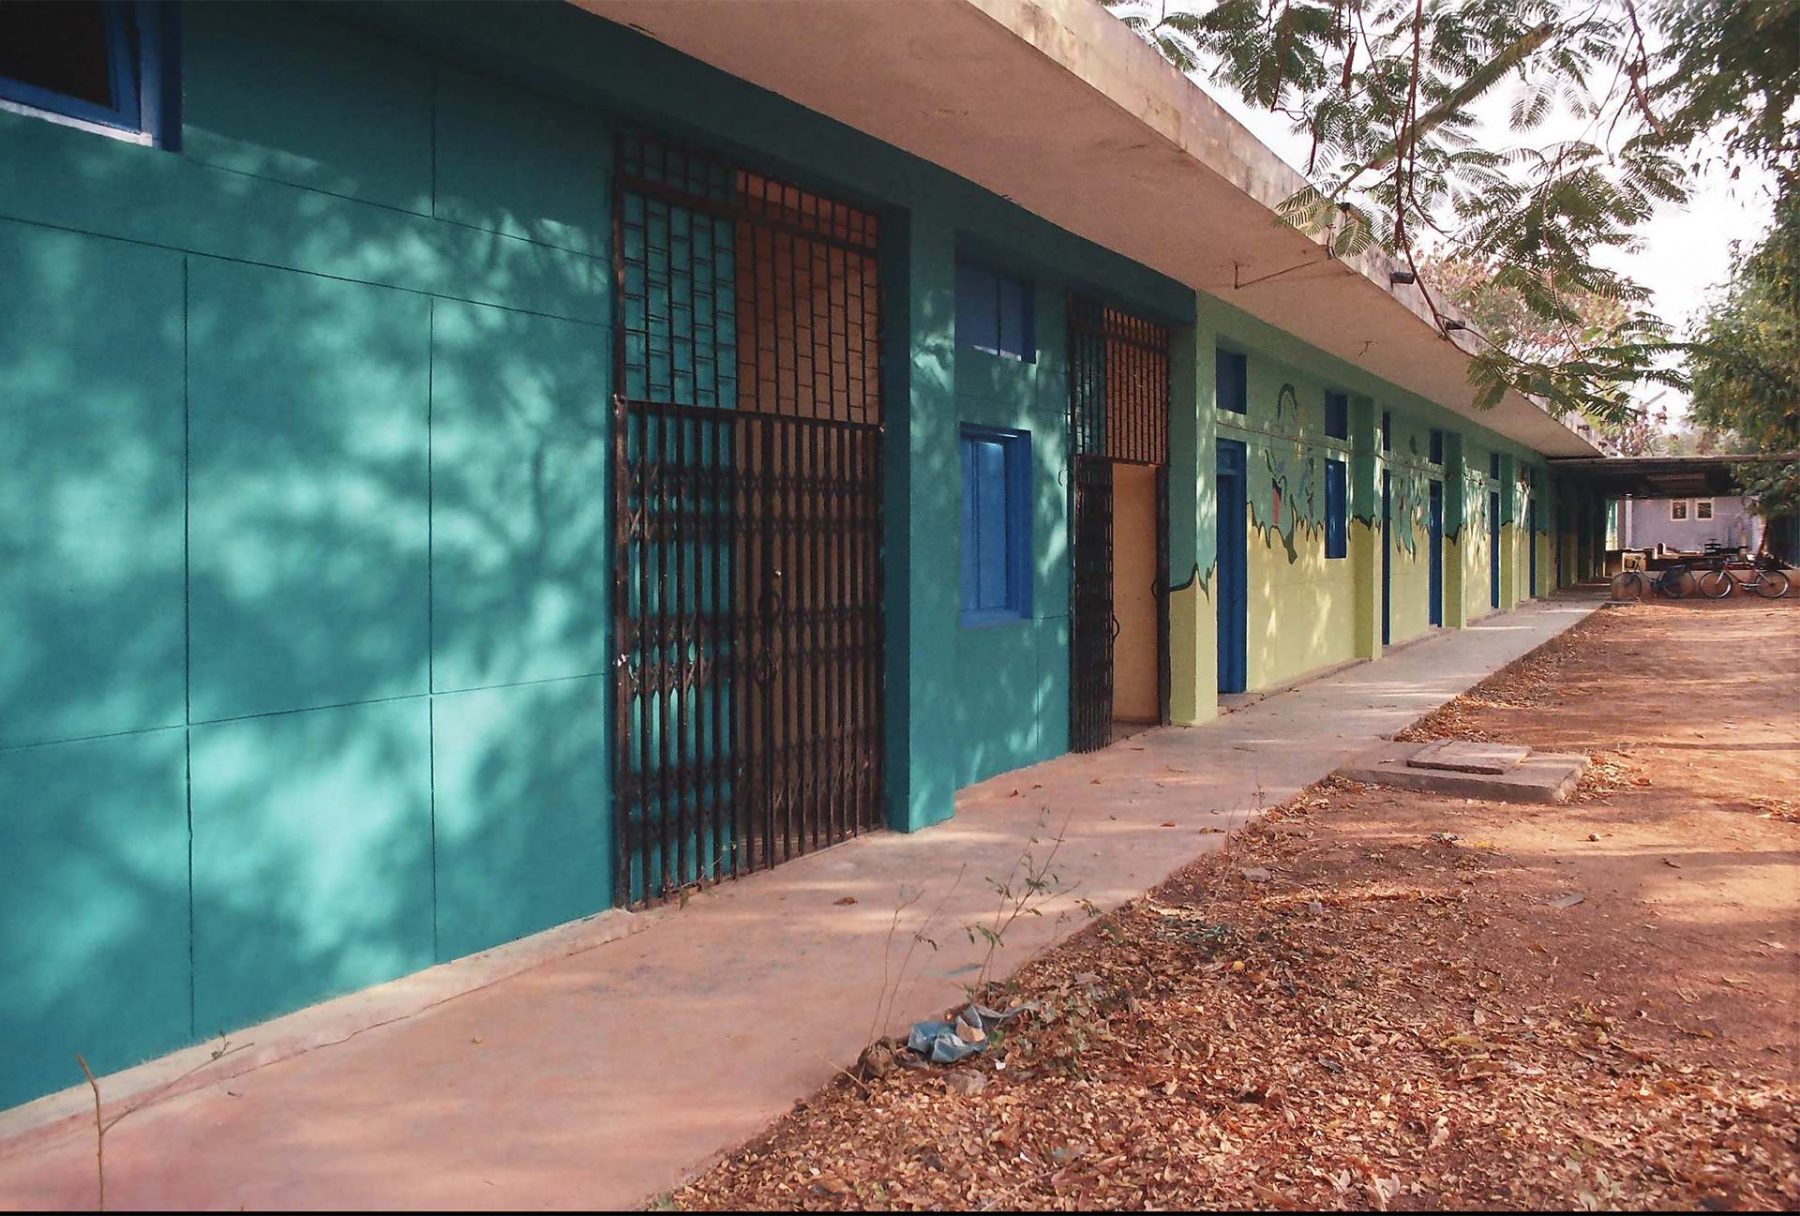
[1697,554,1792,599]
[1610,564,1701,600]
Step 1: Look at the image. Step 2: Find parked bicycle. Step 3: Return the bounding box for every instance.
[1697,554,1792,599]
[1610,564,1701,600]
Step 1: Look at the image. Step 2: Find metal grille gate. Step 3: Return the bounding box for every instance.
[1067,298,1172,753]
[613,134,884,907]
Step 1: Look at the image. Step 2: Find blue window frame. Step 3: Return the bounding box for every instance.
[1381,410,1392,452]
[1324,457,1348,559]
[960,425,1032,625]
[955,261,1034,361]
[1489,451,1502,480]
[0,1,172,145]
[1216,349,1248,414]
[1429,428,1445,465]
[1324,391,1349,440]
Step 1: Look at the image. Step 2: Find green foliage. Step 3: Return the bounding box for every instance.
[1686,191,1800,515]
[1099,0,1777,430]
[1656,0,1800,176]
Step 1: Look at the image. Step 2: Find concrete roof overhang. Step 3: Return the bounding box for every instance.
[1548,454,1790,499]
[577,0,1605,458]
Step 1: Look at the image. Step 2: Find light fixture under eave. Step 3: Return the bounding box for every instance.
[1389,269,1416,285]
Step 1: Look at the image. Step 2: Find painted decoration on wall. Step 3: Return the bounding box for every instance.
[1248,382,1325,563]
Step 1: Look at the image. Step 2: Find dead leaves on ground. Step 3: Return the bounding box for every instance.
[673,609,1799,1212]
[674,802,1798,1211]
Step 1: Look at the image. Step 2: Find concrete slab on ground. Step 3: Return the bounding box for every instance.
[0,597,1600,1212]
[1338,740,1588,804]
[1409,740,1532,774]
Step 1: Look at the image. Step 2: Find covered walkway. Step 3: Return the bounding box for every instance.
[0,596,1599,1211]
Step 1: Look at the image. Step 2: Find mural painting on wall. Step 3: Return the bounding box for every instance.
[1254,383,1321,563]
[1453,462,1488,542]
[1387,425,1430,557]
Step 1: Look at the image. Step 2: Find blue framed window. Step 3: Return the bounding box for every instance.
[1324,458,1348,559]
[1381,410,1392,452]
[1429,428,1444,465]
[1216,349,1247,414]
[1489,452,1503,480]
[960,425,1032,625]
[956,262,1034,361]
[0,1,173,146]
[1324,391,1349,440]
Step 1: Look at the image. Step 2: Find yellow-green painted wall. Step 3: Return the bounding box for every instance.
[1248,517,1358,688]
[1213,344,1361,692]
[1461,473,1493,623]
[1169,573,1216,725]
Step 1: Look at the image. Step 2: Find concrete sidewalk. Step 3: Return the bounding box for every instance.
[0,597,1598,1210]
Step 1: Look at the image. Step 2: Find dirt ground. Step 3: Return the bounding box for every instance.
[672,596,1800,1211]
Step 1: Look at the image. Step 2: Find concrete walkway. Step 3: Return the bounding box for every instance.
[0,597,1598,1210]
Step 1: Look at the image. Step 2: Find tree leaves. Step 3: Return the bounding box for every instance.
[1101,0,1778,432]
[1686,190,1800,514]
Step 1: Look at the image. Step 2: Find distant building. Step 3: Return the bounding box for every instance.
[1621,495,1761,553]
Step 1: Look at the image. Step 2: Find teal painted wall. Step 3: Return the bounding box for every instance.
[0,0,1194,1107]
[358,0,1196,829]
[0,2,614,1108]
[949,284,1072,787]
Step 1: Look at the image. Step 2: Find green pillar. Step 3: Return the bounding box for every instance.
[1167,302,1217,724]
[1497,454,1518,610]
[1442,431,1469,627]
[1349,396,1381,658]
[882,209,958,832]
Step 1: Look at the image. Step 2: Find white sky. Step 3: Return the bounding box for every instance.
[1189,60,1778,433]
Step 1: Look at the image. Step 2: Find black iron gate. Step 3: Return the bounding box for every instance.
[612,134,884,906]
[1067,297,1171,753]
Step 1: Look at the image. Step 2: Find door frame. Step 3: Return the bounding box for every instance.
[1066,297,1172,750]
[1427,478,1444,627]
[1215,438,1248,694]
[609,130,887,907]
[1381,469,1392,645]
[1489,489,1502,609]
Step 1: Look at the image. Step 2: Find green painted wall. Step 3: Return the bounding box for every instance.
[0,1,617,1108]
[1190,293,1551,671]
[0,0,1195,1106]
[949,291,1073,787]
[1212,343,1360,691]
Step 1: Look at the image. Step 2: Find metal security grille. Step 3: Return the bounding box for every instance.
[1069,298,1170,466]
[1067,297,1171,753]
[613,133,884,907]
[1069,457,1115,752]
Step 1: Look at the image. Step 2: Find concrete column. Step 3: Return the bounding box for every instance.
[1497,454,1518,611]
[1442,431,1469,628]
[881,209,958,832]
[1349,396,1381,659]
[1167,302,1217,725]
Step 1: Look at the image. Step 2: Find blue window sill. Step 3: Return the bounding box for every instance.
[960,609,1032,629]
